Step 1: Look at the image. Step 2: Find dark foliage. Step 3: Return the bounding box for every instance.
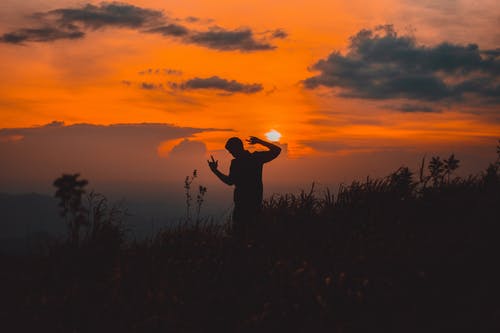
[53,173,88,244]
[1,145,499,332]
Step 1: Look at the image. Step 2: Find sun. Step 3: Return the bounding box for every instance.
[265,129,281,142]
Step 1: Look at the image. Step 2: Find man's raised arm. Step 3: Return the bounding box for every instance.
[247,136,281,160]
[207,155,233,186]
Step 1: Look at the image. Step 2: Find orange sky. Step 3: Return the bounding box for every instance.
[0,0,499,194]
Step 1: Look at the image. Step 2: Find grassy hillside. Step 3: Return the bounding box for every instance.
[1,145,499,332]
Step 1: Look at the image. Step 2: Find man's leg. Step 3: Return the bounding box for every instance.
[231,205,246,239]
[232,204,262,241]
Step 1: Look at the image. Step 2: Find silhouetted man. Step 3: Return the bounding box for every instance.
[208,136,281,236]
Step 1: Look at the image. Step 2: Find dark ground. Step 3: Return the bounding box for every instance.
[1,152,499,332]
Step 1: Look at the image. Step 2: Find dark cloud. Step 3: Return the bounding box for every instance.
[1,2,284,51]
[385,103,439,113]
[184,16,200,23]
[140,82,163,90]
[304,25,500,105]
[42,2,165,30]
[0,27,84,43]
[1,2,163,44]
[120,81,167,91]
[146,24,189,37]
[138,68,183,75]
[271,29,288,39]
[145,25,279,51]
[172,76,263,94]
[188,27,275,51]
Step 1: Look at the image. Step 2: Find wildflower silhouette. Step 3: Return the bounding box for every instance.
[208,136,281,237]
[183,169,207,222]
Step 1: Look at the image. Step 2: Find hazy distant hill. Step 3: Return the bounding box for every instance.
[0,191,227,252]
[0,192,64,253]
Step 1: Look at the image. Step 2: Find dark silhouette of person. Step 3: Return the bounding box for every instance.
[208,136,281,237]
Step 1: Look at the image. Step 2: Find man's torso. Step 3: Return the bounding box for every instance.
[230,151,265,207]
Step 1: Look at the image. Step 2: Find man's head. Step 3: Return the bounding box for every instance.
[225,137,244,158]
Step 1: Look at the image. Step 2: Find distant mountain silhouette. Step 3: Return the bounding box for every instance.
[0,193,64,253]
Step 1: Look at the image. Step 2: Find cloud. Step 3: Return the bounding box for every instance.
[146,24,189,37]
[184,16,200,23]
[1,2,285,52]
[384,103,439,113]
[0,27,84,43]
[120,81,167,93]
[304,25,500,105]
[168,139,207,158]
[171,76,263,94]
[41,2,165,30]
[0,121,219,143]
[188,27,275,51]
[146,25,280,52]
[138,68,183,75]
[140,82,163,90]
[0,121,231,185]
[270,29,288,39]
[1,2,164,44]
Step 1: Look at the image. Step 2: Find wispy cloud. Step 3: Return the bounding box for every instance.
[187,27,275,51]
[146,24,189,37]
[0,27,84,43]
[383,103,440,113]
[140,82,163,90]
[40,2,165,30]
[171,76,263,94]
[138,68,183,76]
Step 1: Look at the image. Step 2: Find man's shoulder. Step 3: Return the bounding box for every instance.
[251,151,270,162]
[251,150,269,155]
[252,150,276,157]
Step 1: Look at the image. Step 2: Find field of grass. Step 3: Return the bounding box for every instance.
[1,145,499,332]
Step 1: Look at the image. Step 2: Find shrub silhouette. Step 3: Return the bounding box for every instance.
[53,173,88,244]
[53,173,126,249]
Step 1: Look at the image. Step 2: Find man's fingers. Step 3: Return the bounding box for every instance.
[210,155,216,162]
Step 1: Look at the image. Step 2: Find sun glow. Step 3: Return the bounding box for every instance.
[265,129,282,142]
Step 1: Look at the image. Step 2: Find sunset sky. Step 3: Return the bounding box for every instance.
[1,0,499,201]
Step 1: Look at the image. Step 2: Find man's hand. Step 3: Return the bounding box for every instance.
[207,155,218,172]
[207,155,233,185]
[246,136,265,145]
[247,135,281,161]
